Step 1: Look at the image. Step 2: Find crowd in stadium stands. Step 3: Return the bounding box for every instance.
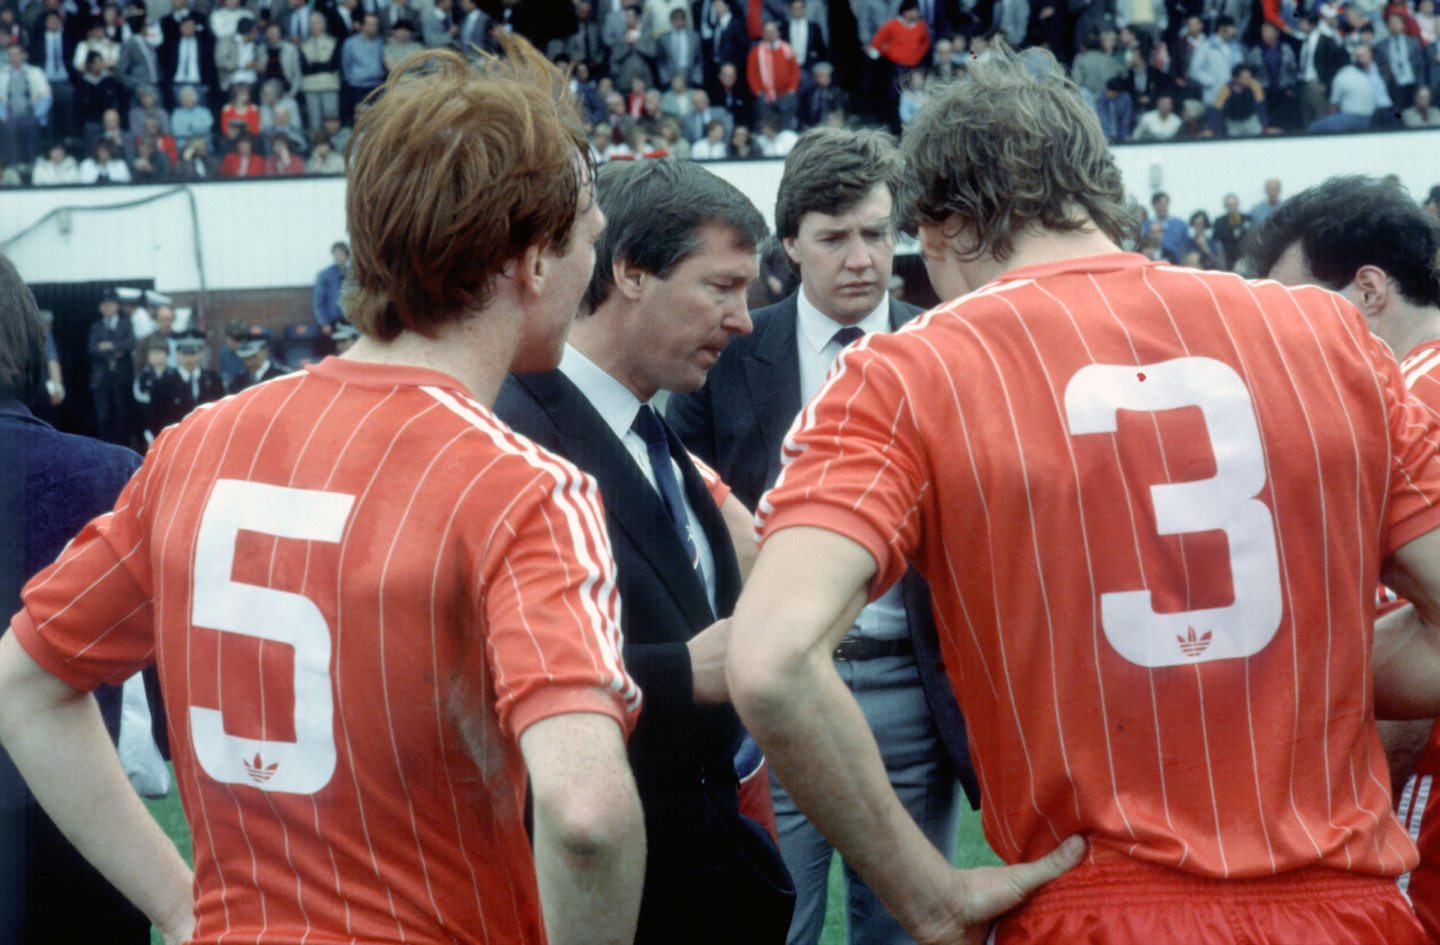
[1,0,1439,184]
[46,174,1440,455]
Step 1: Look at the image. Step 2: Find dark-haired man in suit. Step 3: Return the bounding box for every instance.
[668,126,979,945]
[496,158,795,945]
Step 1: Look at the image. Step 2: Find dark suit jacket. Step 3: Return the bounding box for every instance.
[0,398,149,942]
[153,367,224,432]
[160,32,219,91]
[87,316,134,392]
[495,369,793,945]
[784,18,826,69]
[705,15,749,74]
[667,292,982,809]
[227,360,289,394]
[1375,32,1425,92]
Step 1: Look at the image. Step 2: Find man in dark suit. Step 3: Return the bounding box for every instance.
[0,252,149,945]
[783,0,825,71]
[152,330,224,432]
[1376,12,1425,110]
[160,12,218,107]
[495,159,794,945]
[87,289,134,446]
[703,0,749,94]
[668,127,979,945]
[227,335,289,393]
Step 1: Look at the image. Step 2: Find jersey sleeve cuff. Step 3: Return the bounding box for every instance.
[1387,505,1440,559]
[7,608,104,694]
[507,684,633,744]
[761,505,903,601]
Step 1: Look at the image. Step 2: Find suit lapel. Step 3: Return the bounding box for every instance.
[743,294,802,492]
[516,372,717,628]
[888,296,922,331]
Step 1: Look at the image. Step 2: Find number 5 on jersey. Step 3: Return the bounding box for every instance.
[191,480,355,794]
[1065,357,1283,668]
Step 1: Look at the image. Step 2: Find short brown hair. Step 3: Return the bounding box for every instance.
[344,35,589,341]
[774,127,900,242]
[897,44,1135,261]
[0,252,44,402]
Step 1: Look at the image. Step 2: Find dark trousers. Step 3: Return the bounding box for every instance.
[340,81,380,125]
[92,376,131,446]
[0,795,150,944]
[0,115,41,166]
[48,79,75,143]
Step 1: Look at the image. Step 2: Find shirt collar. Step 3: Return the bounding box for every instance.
[795,286,891,356]
[558,343,649,442]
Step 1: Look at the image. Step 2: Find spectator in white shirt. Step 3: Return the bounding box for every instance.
[1132,93,1183,139]
[690,118,729,159]
[31,142,80,185]
[79,140,132,183]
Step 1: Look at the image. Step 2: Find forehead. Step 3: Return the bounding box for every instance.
[670,224,758,278]
[796,184,894,234]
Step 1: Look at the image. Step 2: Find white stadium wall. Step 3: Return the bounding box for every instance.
[2,129,1438,293]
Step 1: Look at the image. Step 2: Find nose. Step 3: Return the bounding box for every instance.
[724,296,753,337]
[843,234,873,272]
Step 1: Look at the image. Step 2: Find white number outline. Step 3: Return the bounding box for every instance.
[1064,357,1283,667]
[189,479,354,793]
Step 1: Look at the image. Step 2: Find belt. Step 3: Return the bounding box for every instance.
[833,636,912,662]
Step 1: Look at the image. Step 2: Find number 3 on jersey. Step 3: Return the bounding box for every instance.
[190,480,355,793]
[1064,357,1282,668]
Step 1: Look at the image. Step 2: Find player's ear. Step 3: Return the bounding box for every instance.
[1351,265,1390,317]
[512,242,547,298]
[613,255,646,301]
[782,236,801,269]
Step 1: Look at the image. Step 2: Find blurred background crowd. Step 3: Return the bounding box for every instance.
[1,0,1439,185]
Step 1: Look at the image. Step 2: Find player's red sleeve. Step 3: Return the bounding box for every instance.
[756,339,927,600]
[10,450,159,692]
[689,452,733,507]
[1373,333,1440,553]
[475,458,641,743]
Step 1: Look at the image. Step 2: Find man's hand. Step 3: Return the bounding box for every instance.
[687,617,731,704]
[908,837,1086,945]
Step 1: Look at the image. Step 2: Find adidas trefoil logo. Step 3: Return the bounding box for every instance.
[1177,626,1213,658]
[243,753,279,784]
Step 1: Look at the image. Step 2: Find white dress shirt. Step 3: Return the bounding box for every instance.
[794,289,908,640]
[559,344,719,611]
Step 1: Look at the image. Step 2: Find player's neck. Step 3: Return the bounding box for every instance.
[962,224,1123,289]
[1386,304,1440,360]
[343,315,516,407]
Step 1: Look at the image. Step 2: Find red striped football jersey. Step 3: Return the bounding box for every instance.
[759,253,1440,880]
[11,357,640,944]
[1390,338,1440,941]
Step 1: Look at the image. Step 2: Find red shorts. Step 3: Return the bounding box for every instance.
[994,857,1425,944]
[1398,726,1440,944]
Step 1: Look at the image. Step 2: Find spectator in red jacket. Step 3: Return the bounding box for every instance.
[869,0,930,68]
[747,20,800,128]
[867,0,929,130]
[219,132,267,176]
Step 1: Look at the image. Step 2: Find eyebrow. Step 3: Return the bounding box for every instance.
[815,219,892,237]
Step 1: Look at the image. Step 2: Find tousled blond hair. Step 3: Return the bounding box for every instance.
[898,45,1135,261]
